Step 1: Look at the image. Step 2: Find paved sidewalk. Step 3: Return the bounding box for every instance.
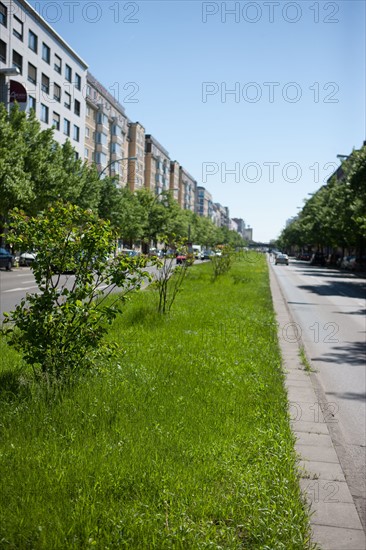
[269,263,366,550]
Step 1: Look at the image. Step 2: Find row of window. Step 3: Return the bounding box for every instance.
[0,3,82,89]
[37,102,80,141]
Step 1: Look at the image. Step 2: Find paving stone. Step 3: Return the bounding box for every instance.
[295,443,340,463]
[298,460,346,482]
[309,501,363,530]
[311,525,366,550]
[300,478,355,504]
[291,420,329,435]
[295,431,334,448]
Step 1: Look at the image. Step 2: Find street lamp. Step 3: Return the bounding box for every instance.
[97,156,137,180]
[0,67,20,111]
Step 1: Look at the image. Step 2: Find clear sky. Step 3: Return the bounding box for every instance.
[28,0,365,242]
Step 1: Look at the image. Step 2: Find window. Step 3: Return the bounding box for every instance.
[84,148,89,159]
[73,124,80,142]
[52,111,60,131]
[53,83,61,102]
[96,132,107,145]
[28,63,37,85]
[85,127,90,138]
[40,104,49,123]
[54,54,62,74]
[0,2,7,27]
[64,92,71,109]
[111,142,121,155]
[97,112,108,125]
[112,125,122,137]
[96,152,107,165]
[13,15,23,40]
[41,73,50,94]
[28,95,36,111]
[74,99,80,116]
[65,64,72,82]
[86,85,91,96]
[75,73,81,90]
[28,30,38,52]
[0,39,6,63]
[42,43,50,64]
[12,50,23,74]
[63,118,70,136]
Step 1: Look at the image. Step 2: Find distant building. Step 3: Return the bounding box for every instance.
[0,0,88,158]
[214,203,230,228]
[169,160,180,203]
[145,134,170,195]
[84,71,129,182]
[196,186,213,218]
[232,218,246,236]
[243,227,253,242]
[179,167,196,211]
[128,121,145,191]
[229,218,239,232]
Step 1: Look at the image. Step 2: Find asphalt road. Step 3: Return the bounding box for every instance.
[270,256,366,530]
[0,264,161,321]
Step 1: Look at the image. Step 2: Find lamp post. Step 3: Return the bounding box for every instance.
[0,67,21,112]
[97,156,137,181]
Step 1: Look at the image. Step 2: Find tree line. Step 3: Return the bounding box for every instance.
[276,144,366,258]
[0,104,245,250]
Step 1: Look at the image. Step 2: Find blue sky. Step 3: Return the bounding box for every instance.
[28,0,365,241]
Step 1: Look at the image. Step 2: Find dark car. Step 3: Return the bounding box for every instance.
[0,247,14,271]
[310,252,326,266]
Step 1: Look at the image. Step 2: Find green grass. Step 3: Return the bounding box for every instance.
[299,346,314,373]
[0,256,314,549]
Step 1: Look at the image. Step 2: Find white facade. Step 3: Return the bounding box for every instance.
[0,0,88,158]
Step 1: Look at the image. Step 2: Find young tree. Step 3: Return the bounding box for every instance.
[3,202,151,381]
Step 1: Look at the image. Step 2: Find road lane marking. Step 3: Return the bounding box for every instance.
[3,286,38,293]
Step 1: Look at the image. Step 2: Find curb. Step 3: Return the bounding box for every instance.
[268,261,366,550]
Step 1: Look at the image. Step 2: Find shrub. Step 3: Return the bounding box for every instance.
[2,202,150,381]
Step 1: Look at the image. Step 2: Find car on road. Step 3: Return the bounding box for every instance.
[275,253,289,265]
[0,247,14,271]
[176,253,187,265]
[310,252,326,266]
[19,251,37,267]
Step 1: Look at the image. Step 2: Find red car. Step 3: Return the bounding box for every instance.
[176,253,187,265]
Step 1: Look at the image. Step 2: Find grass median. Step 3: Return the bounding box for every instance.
[0,254,314,549]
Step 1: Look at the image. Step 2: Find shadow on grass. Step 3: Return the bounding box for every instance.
[0,368,33,403]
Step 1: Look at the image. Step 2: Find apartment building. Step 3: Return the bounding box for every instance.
[144,134,170,195]
[179,167,197,212]
[213,203,230,228]
[196,186,213,218]
[169,160,180,202]
[0,0,87,158]
[84,71,129,183]
[128,121,145,192]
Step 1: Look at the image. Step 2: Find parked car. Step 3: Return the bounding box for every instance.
[0,247,15,271]
[275,253,289,265]
[297,252,311,261]
[309,252,326,266]
[340,255,355,270]
[176,253,187,265]
[19,251,37,267]
[201,249,215,260]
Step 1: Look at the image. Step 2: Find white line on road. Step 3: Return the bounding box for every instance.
[3,286,38,293]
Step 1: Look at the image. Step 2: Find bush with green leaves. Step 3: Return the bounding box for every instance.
[3,202,151,380]
[153,238,193,314]
[211,245,235,280]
